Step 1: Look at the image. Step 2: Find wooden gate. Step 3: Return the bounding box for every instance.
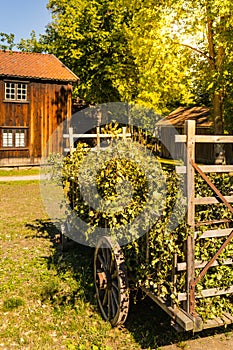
[175,120,233,328]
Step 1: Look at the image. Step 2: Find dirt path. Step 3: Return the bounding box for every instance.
[161,331,233,350]
[0,175,40,181]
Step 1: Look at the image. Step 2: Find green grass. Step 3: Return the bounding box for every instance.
[0,181,142,349]
[0,181,233,349]
[0,167,40,177]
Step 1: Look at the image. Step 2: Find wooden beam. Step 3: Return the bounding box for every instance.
[178,286,233,301]
[63,133,131,139]
[195,218,232,227]
[176,165,233,174]
[185,120,196,314]
[176,135,233,143]
[175,135,187,143]
[202,317,232,330]
[177,258,233,272]
[140,286,195,331]
[223,313,233,323]
[197,165,233,173]
[196,135,233,143]
[63,129,131,153]
[68,127,74,153]
[176,165,186,174]
[194,195,233,205]
[96,126,100,149]
[194,228,233,239]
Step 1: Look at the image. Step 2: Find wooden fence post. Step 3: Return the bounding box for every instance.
[185,120,196,314]
[122,126,126,141]
[69,127,74,153]
[96,126,100,149]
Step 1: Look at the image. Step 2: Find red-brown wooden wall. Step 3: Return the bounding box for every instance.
[0,78,72,166]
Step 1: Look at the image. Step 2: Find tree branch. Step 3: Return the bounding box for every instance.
[174,41,213,62]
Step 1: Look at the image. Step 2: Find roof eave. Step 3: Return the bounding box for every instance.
[0,74,78,83]
[51,54,79,81]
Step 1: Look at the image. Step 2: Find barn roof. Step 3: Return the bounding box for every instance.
[157,106,212,128]
[0,50,78,82]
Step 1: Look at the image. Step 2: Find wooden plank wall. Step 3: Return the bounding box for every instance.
[0,79,72,166]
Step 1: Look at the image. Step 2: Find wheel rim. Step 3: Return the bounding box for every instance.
[94,236,129,326]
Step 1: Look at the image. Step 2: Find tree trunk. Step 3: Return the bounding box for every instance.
[206,8,225,162]
[207,9,225,135]
[212,91,223,134]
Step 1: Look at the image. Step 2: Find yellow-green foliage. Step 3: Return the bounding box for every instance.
[62,144,233,321]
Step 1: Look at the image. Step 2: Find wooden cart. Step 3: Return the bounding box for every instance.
[62,120,233,331]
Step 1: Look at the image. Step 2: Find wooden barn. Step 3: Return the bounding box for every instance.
[0,50,78,166]
[156,106,216,163]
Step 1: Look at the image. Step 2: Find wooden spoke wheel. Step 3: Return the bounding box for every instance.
[94,236,130,326]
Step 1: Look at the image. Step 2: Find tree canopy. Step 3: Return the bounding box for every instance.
[0,32,15,51]
[2,0,233,131]
[41,0,139,104]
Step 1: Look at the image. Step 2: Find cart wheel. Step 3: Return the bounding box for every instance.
[94,236,129,326]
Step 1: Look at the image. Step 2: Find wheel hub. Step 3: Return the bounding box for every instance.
[96,270,111,290]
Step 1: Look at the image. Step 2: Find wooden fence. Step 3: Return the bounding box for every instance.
[63,126,131,153]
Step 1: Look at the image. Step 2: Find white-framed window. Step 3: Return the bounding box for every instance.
[15,130,26,147]
[5,82,27,101]
[1,128,27,148]
[2,129,13,147]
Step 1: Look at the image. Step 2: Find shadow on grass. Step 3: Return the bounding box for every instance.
[26,219,95,306]
[26,219,233,349]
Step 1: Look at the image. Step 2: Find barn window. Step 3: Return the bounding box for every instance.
[2,129,13,147]
[5,82,27,101]
[15,130,26,147]
[1,128,27,148]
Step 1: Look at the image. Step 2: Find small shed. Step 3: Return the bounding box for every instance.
[156,106,215,163]
[0,50,78,166]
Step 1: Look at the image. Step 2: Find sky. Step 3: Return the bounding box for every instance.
[0,0,51,44]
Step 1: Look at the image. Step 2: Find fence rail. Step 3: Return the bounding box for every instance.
[63,126,131,153]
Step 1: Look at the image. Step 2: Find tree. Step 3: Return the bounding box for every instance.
[39,0,197,114]
[122,0,233,131]
[121,0,233,132]
[17,31,44,53]
[41,0,139,104]
[124,1,194,114]
[15,0,233,134]
[167,0,233,134]
[0,32,15,50]
[39,0,195,113]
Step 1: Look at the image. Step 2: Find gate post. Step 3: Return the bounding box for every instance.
[184,120,196,314]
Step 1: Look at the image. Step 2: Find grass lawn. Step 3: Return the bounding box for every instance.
[1,180,232,349]
[0,167,40,177]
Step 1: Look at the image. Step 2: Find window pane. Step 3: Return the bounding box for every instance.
[15,131,25,147]
[2,130,13,147]
[17,84,27,101]
[5,82,15,100]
